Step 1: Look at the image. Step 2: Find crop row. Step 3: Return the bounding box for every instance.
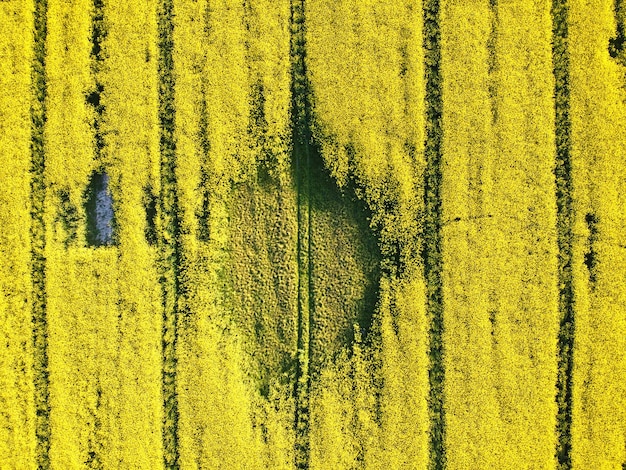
[567,0,626,467]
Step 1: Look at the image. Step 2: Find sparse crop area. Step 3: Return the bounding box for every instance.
[0,0,625,469]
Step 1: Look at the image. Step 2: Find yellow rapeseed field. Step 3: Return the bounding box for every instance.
[0,1,35,468]
[0,0,624,469]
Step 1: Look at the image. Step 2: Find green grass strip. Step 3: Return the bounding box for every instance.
[551,0,575,468]
[30,0,51,466]
[422,1,446,469]
[157,0,181,467]
[487,0,499,125]
[290,0,312,467]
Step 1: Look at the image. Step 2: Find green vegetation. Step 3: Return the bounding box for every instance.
[30,0,51,466]
[422,0,445,467]
[290,2,312,466]
[156,0,180,466]
[551,0,575,468]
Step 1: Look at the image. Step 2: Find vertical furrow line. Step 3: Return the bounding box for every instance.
[30,0,51,466]
[487,0,499,125]
[157,0,180,467]
[196,85,211,243]
[85,1,107,464]
[290,0,312,467]
[196,2,212,244]
[422,1,446,469]
[88,0,107,165]
[551,0,575,468]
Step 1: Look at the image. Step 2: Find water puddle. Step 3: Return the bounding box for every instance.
[85,170,115,247]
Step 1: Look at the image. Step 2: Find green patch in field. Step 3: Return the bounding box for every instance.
[54,188,80,248]
[228,151,381,393]
[308,150,381,377]
[229,168,299,396]
[142,184,158,246]
[609,0,625,65]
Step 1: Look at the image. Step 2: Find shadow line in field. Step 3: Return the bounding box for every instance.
[423,0,446,468]
[30,0,51,466]
[551,0,575,468]
[487,0,500,125]
[157,0,181,466]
